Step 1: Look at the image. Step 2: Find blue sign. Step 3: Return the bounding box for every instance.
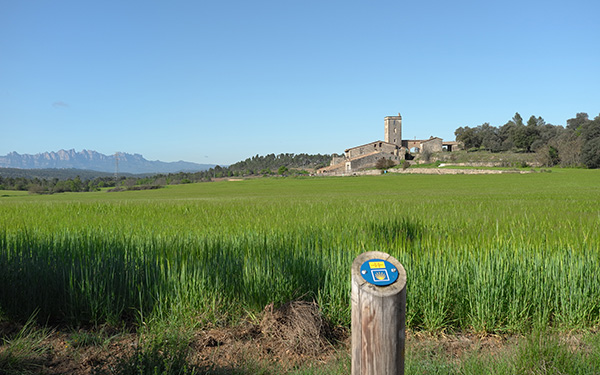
[360,258,399,287]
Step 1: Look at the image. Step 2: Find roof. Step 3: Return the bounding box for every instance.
[344,140,398,152]
[347,150,382,161]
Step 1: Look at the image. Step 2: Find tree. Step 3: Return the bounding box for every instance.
[581,137,600,168]
[566,112,589,131]
[536,145,561,166]
[499,121,516,151]
[70,176,83,192]
[550,130,583,167]
[497,113,526,151]
[578,115,600,168]
[53,180,71,193]
[533,123,563,151]
[580,117,600,141]
[455,126,482,149]
[477,123,502,152]
[548,146,560,166]
[512,113,524,127]
[513,118,539,152]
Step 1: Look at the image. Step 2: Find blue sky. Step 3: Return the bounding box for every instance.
[1,0,599,165]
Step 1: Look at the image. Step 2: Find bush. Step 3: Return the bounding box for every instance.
[28,185,50,195]
[375,158,396,170]
[277,165,289,175]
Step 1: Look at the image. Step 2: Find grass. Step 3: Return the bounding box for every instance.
[0,313,52,375]
[97,328,600,374]
[2,168,600,373]
[100,318,196,375]
[1,170,599,333]
[406,332,600,375]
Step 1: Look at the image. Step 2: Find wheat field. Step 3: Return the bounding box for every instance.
[1,170,599,333]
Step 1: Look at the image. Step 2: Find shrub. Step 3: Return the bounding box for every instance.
[375,158,396,170]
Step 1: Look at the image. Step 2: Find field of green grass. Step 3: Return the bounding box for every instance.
[1,169,599,334]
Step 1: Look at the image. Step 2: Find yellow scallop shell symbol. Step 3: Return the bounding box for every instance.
[374,271,387,280]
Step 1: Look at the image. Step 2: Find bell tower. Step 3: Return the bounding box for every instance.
[384,113,402,147]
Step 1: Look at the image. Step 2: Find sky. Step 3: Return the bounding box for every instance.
[1,0,599,165]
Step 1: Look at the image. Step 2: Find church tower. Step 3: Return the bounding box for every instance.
[384,113,402,147]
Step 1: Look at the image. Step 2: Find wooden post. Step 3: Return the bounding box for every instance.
[351,251,407,375]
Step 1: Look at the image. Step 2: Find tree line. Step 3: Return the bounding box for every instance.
[0,153,336,194]
[454,112,600,168]
[227,153,335,175]
[0,175,117,193]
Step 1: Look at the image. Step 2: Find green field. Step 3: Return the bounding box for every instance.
[1,170,600,334]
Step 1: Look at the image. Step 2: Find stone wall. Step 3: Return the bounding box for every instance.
[421,138,443,154]
[349,152,399,171]
[331,155,345,166]
[346,141,402,160]
[319,167,534,176]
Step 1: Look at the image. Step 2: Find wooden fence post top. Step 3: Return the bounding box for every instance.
[351,251,406,297]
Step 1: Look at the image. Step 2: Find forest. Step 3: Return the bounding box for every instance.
[454,112,600,168]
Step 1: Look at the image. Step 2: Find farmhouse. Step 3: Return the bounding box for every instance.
[318,113,460,174]
[404,138,461,153]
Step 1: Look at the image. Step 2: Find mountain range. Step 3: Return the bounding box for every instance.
[0,149,216,174]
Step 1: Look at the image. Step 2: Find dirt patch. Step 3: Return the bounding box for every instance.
[3,312,596,374]
[260,301,334,356]
[189,301,344,370]
[42,332,138,375]
[407,331,521,360]
[1,302,342,374]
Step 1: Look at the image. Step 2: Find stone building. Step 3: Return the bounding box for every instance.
[442,141,462,152]
[319,114,405,174]
[318,112,460,174]
[403,137,443,154]
[403,138,462,153]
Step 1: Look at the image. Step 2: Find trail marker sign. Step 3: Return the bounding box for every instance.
[359,258,399,287]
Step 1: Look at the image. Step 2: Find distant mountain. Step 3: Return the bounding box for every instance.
[0,149,216,174]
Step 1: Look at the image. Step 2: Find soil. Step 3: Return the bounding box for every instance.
[1,302,592,375]
[1,324,528,375]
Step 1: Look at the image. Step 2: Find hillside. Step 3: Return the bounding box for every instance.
[227,153,336,173]
[0,167,121,180]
